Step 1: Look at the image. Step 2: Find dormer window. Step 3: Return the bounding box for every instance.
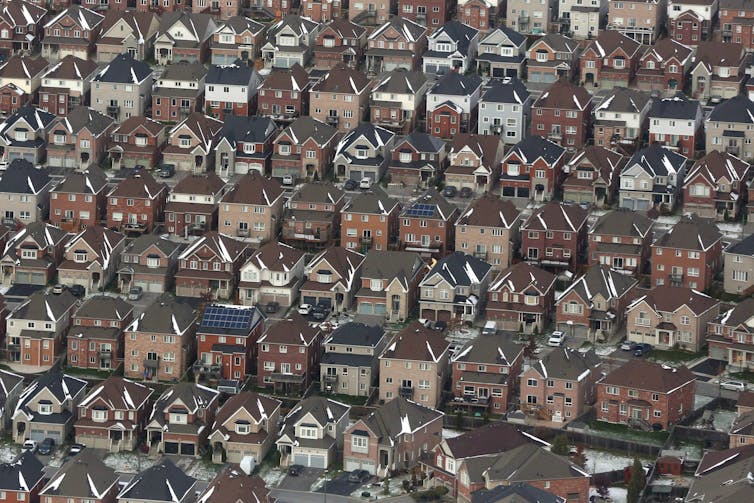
[299,426,318,438]
[370,279,383,292]
[179,135,192,148]
[74,251,88,263]
[169,409,188,424]
[21,249,37,259]
[15,129,28,142]
[38,401,52,415]
[356,147,368,159]
[235,420,250,434]
[92,409,107,423]
[317,270,333,283]
[399,152,411,163]
[243,143,255,154]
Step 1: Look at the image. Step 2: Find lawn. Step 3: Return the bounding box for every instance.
[729,370,754,384]
[587,420,670,446]
[647,347,706,365]
[321,393,369,406]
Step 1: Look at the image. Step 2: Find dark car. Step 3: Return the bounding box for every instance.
[312,305,328,321]
[69,284,85,298]
[344,179,358,191]
[38,438,55,455]
[633,343,652,357]
[348,470,370,483]
[442,185,457,198]
[288,464,304,476]
[433,320,448,332]
[159,164,176,178]
[265,301,280,314]
[63,443,85,461]
[459,187,473,198]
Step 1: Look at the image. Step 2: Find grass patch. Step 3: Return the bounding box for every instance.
[647,347,706,365]
[321,392,369,406]
[587,420,670,445]
[729,370,754,384]
[63,366,115,379]
[580,341,593,349]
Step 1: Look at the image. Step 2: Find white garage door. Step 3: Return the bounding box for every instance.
[345,458,376,475]
[136,279,163,293]
[293,453,327,468]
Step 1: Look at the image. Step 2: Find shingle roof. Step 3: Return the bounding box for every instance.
[11,290,77,322]
[244,242,304,273]
[222,171,283,206]
[442,421,544,459]
[171,173,226,196]
[93,53,152,84]
[727,233,754,256]
[0,1,46,29]
[16,373,87,415]
[99,9,157,41]
[483,444,588,484]
[654,214,722,251]
[600,359,695,393]
[685,150,750,188]
[3,222,68,261]
[358,397,442,440]
[532,33,579,54]
[472,483,565,503]
[430,72,482,96]
[281,116,338,146]
[125,234,183,256]
[74,295,134,321]
[197,467,268,503]
[282,396,349,429]
[368,16,426,42]
[117,459,195,502]
[427,20,478,56]
[325,322,385,347]
[530,348,601,382]
[213,391,281,427]
[260,63,309,91]
[452,333,523,366]
[108,169,166,199]
[79,376,153,411]
[687,445,754,502]
[590,208,653,238]
[156,11,216,42]
[0,451,44,492]
[695,40,745,71]
[489,262,557,294]
[321,17,365,39]
[624,144,687,178]
[642,38,693,65]
[360,251,424,291]
[595,87,652,113]
[400,188,457,221]
[480,77,529,104]
[424,252,492,288]
[335,123,394,157]
[291,182,344,204]
[312,64,371,94]
[0,106,56,138]
[43,55,98,82]
[220,15,266,35]
[54,106,114,136]
[0,56,47,80]
[0,159,52,194]
[344,185,400,214]
[179,231,248,262]
[158,61,208,82]
[559,265,638,303]
[521,202,589,232]
[708,94,754,124]
[393,132,445,153]
[372,69,427,95]
[381,321,450,363]
[45,4,103,30]
[258,315,319,346]
[629,285,719,316]
[306,246,364,290]
[533,80,592,110]
[267,13,319,39]
[649,93,701,120]
[206,61,257,86]
[505,136,565,165]
[41,449,118,498]
[565,145,626,187]
[127,294,196,335]
[586,30,641,58]
[481,26,525,46]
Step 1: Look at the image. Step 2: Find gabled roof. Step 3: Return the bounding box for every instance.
[590,208,653,238]
[0,1,46,29]
[368,16,426,42]
[708,94,754,124]
[3,222,68,261]
[427,20,478,55]
[360,251,425,291]
[151,382,218,417]
[213,391,281,428]
[222,171,283,207]
[93,53,152,84]
[558,265,638,303]
[694,40,745,71]
[206,61,258,86]
[74,295,134,321]
[400,188,457,221]
[529,348,601,382]
[320,17,366,39]
[505,135,565,165]
[267,13,319,39]
[79,376,152,411]
[117,459,195,502]
[281,396,349,429]
[653,214,722,251]
[99,9,158,42]
[179,232,248,262]
[108,170,166,199]
[0,369,23,401]
[219,15,266,36]
[0,105,56,136]
[64,225,124,269]
[472,483,565,503]
[533,80,592,110]
[452,333,523,366]
[442,421,545,459]
[480,77,529,104]
[586,30,641,58]
[291,182,344,205]
[158,61,208,82]
[393,132,445,154]
[381,321,450,363]
[628,285,720,316]
[600,359,695,393]
[44,5,103,30]
[10,290,77,322]
[372,69,427,95]
[171,173,226,196]
[642,38,693,65]
[430,72,482,96]
[685,150,750,188]
[197,468,268,503]
[335,123,394,157]
[623,144,686,178]
[482,444,588,484]
[649,92,701,120]
[489,262,557,294]
[16,372,87,415]
[169,112,223,153]
[260,63,309,91]
[41,449,117,498]
[687,445,754,501]
[325,322,385,347]
[343,185,400,215]
[43,55,98,82]
[312,64,371,94]
[357,397,442,441]
[595,87,652,113]
[127,294,196,335]
[423,252,492,288]
[449,133,501,165]
[125,234,183,257]
[280,116,338,146]
[530,33,579,54]
[0,451,44,492]
[244,242,304,273]
[0,159,52,194]
[0,55,48,79]
[726,233,754,257]
[306,246,364,291]
[113,115,165,136]
[566,145,626,187]
[156,11,216,42]
[479,26,526,47]
[53,106,114,137]
[521,202,589,232]
[258,315,319,346]
[456,194,519,229]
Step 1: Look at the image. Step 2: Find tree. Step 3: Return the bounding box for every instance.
[383,476,390,495]
[551,434,569,455]
[627,457,646,503]
[524,335,538,358]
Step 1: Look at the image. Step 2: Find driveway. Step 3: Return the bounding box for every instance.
[315,474,365,496]
[278,467,323,491]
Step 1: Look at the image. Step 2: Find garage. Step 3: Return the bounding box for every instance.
[30,428,62,443]
[180,443,195,456]
[345,459,376,474]
[492,68,506,78]
[293,452,327,468]
[8,152,35,163]
[436,310,452,322]
[164,441,179,454]
[303,295,317,305]
[349,169,362,181]
[359,303,373,315]
[135,279,164,293]
[374,303,387,315]
[557,323,588,338]
[14,271,46,285]
[317,297,332,309]
[421,309,436,321]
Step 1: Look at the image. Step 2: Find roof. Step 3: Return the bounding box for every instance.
[428,20,478,55]
[306,246,364,291]
[158,61,207,82]
[321,17,366,39]
[125,234,183,257]
[457,195,518,230]
[400,188,457,221]
[480,26,526,46]
[280,116,338,146]
[222,171,283,207]
[624,144,687,178]
[127,294,196,335]
[335,123,394,159]
[424,252,492,288]
[344,185,400,215]
[534,80,592,110]
[156,11,216,42]
[381,321,450,363]
[505,135,565,165]
[0,159,51,194]
[171,173,226,196]
[481,444,588,484]
[282,396,349,430]
[43,55,98,82]
[443,421,545,459]
[490,262,557,294]
[179,232,248,262]
[93,53,151,84]
[642,37,693,65]
[213,391,281,428]
[358,397,442,440]
[595,87,652,113]
[258,315,319,346]
[197,467,268,503]
[521,202,589,232]
[108,170,166,199]
[0,451,44,492]
[600,359,695,392]
[630,285,720,316]
[75,295,133,321]
[695,40,745,71]
[291,182,344,204]
[360,251,424,291]
[245,242,304,274]
[586,30,641,58]
[44,4,103,29]
[0,56,47,80]
[687,445,754,501]
[530,348,601,382]
[16,372,87,416]
[169,112,223,153]
[452,333,523,366]
[0,1,46,29]
[649,92,701,120]
[260,63,309,91]
[369,16,426,42]
[206,61,257,86]
[325,322,385,347]
[79,376,152,412]
[219,15,265,35]
[3,222,68,263]
[531,33,578,54]
[99,9,157,41]
[372,69,427,95]
[430,72,482,96]
[566,145,626,187]
[686,150,750,188]
[472,483,565,503]
[708,94,754,124]
[11,290,77,322]
[266,13,319,39]
[64,225,124,269]
[113,115,165,136]
[559,265,638,303]
[480,77,529,104]
[0,370,23,400]
[727,233,754,257]
[654,214,722,251]
[53,106,114,137]
[590,208,653,238]
[41,449,118,498]
[151,382,218,419]
[394,132,445,154]
[312,64,371,94]
[117,459,195,502]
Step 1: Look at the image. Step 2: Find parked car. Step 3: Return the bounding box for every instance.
[620,340,637,351]
[51,284,65,294]
[547,331,566,347]
[633,343,652,357]
[128,286,143,301]
[359,177,372,189]
[298,304,313,315]
[265,301,280,314]
[721,380,746,392]
[343,179,358,191]
[22,439,37,452]
[348,470,370,483]
[158,164,175,178]
[459,187,473,198]
[38,438,55,455]
[69,284,86,298]
[433,320,448,332]
[68,443,85,456]
[312,305,328,321]
[282,174,295,186]
[288,464,304,476]
[443,185,457,198]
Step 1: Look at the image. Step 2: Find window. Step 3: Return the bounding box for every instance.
[352,436,368,450]
[527,379,537,387]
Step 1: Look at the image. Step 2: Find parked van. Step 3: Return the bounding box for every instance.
[482,320,497,335]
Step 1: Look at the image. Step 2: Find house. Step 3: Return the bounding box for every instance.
[0,1,47,56]
[12,372,87,444]
[399,188,459,258]
[635,38,694,93]
[455,195,520,270]
[313,18,367,70]
[486,262,557,333]
[0,160,54,223]
[301,0,342,22]
[0,452,44,503]
[477,77,531,144]
[722,234,754,295]
[95,10,159,63]
[369,69,429,135]
[708,297,754,368]
[706,94,754,161]
[57,226,126,293]
[145,384,219,457]
[519,202,589,271]
[399,0,451,27]
[151,62,207,123]
[343,397,443,477]
[0,56,48,116]
[561,146,627,206]
[124,294,197,382]
[218,172,284,244]
[0,222,68,287]
[519,348,602,424]
[506,0,554,34]
[38,57,99,118]
[365,17,428,74]
[444,133,504,193]
[257,64,310,124]
[321,322,388,396]
[556,265,639,341]
[471,484,568,503]
[261,15,320,70]
[67,295,134,371]
[419,251,493,323]
[580,31,642,89]
[74,377,153,452]
[499,136,567,204]
[721,0,754,48]
[208,392,281,464]
[0,106,56,165]
[355,250,426,321]
[596,359,695,430]
[257,316,321,394]
[626,286,720,352]
[379,321,450,408]
[196,468,269,503]
[238,243,306,308]
[333,123,395,182]
[282,183,345,248]
[270,116,339,181]
[106,170,168,234]
[192,0,242,19]
[164,173,227,238]
[117,460,196,502]
[588,209,654,275]
[593,88,652,148]
[683,150,750,221]
[117,235,184,294]
[299,246,365,313]
[107,116,167,170]
[0,370,24,434]
[618,144,687,211]
[276,396,349,468]
[425,73,483,139]
[175,232,250,299]
[526,34,579,84]
[668,0,717,46]
[204,62,262,121]
[423,21,479,76]
[648,93,704,156]
[475,27,527,79]
[309,65,372,133]
[558,0,605,39]
[651,214,723,290]
[530,80,593,149]
[340,186,401,253]
[450,333,525,414]
[348,0,392,26]
[162,113,224,173]
[210,16,267,66]
[46,108,114,173]
[690,41,746,101]
[387,132,447,188]
[457,0,496,32]
[607,0,665,44]
[42,5,105,61]
[153,12,217,65]
[40,450,118,503]
[685,445,754,501]
[90,54,153,122]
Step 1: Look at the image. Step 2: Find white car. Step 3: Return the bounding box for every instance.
[282,174,295,186]
[547,331,566,347]
[720,380,746,392]
[298,304,313,315]
[359,177,372,189]
[23,439,37,452]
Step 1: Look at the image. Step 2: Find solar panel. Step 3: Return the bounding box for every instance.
[406,203,436,218]
[201,305,254,330]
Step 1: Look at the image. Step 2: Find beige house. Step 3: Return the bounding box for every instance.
[300,247,365,313]
[0,161,54,223]
[607,0,665,44]
[355,251,427,323]
[706,95,754,161]
[218,172,285,244]
[455,195,520,271]
[379,321,450,409]
[691,42,746,102]
[506,0,555,34]
[57,226,126,293]
[90,54,153,122]
[321,322,388,397]
[723,234,754,295]
[238,242,306,307]
[309,65,372,132]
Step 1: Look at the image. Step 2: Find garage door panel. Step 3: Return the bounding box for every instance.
[310,455,326,468]
[181,443,195,455]
[293,453,308,466]
[437,310,452,322]
[421,309,436,321]
[164,441,179,454]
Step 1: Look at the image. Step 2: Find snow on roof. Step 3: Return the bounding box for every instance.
[426,340,438,362]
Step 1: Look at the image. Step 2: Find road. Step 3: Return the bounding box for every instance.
[270,488,415,503]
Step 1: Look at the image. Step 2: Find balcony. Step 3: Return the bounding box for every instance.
[98,350,112,360]
[473,250,487,260]
[726,146,740,155]
[452,395,491,408]
[179,106,191,114]
[143,358,159,369]
[194,361,221,376]
[107,105,120,115]
[237,228,250,237]
[360,236,373,245]
[189,222,207,232]
[518,15,529,22]
[399,386,414,398]
[326,116,339,126]
[670,273,684,286]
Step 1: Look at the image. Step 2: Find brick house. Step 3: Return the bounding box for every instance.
[0,1,47,56]
[42,5,104,61]
[561,145,626,207]
[499,136,567,204]
[300,246,365,312]
[530,80,593,149]
[0,221,68,287]
[445,133,504,193]
[90,54,153,123]
[519,348,602,424]
[0,55,48,116]
[117,460,197,501]
[486,262,557,334]
[95,10,160,63]
[153,12,217,65]
[635,38,694,93]
[204,62,262,121]
[596,359,695,430]
[627,286,720,352]
[683,150,750,221]
[619,144,687,211]
[146,383,219,457]
[399,188,459,259]
[332,123,395,182]
[607,0,665,44]
[46,107,115,171]
[215,116,278,178]
[301,0,341,22]
[74,376,153,452]
[257,316,322,394]
[162,113,224,173]
[707,297,754,368]
[520,202,589,272]
[343,397,443,477]
[191,0,242,19]
[425,73,483,139]
[38,56,99,118]
[593,87,652,148]
[668,0,717,46]
[238,242,306,308]
[0,107,56,166]
[218,171,284,244]
[399,0,450,28]
[355,250,426,322]
[210,16,266,66]
[175,232,250,299]
[369,69,429,136]
[387,132,447,188]
[450,333,524,414]
[261,15,321,70]
[270,116,339,181]
[321,322,388,397]
[418,252,493,323]
[282,183,345,248]
[57,226,126,293]
[379,321,450,408]
[40,450,118,503]
[526,33,579,84]
[196,469,268,503]
[690,41,746,101]
[455,195,520,271]
[313,18,367,70]
[151,62,207,124]
[117,235,184,294]
[475,27,527,79]
[648,93,703,156]
[124,294,197,382]
[722,234,754,295]
[651,214,723,290]
[588,209,654,275]
[366,17,428,74]
[194,304,264,382]
[106,170,168,234]
[556,265,639,341]
[721,0,754,48]
[310,65,372,133]
[341,186,401,253]
[348,0,392,25]
[49,168,109,233]
[457,0,496,32]
[165,173,227,238]
[108,116,167,170]
[68,295,134,371]
[257,64,310,124]
[579,31,642,89]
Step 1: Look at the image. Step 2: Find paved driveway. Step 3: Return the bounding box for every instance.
[278,467,323,491]
[315,474,362,496]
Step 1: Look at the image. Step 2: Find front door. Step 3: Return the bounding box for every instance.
[128,213,137,225]
[281,363,291,374]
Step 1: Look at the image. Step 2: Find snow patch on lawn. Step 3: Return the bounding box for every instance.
[694,394,714,410]
[259,466,286,488]
[582,449,644,474]
[593,345,616,357]
[442,428,464,439]
[104,452,157,473]
[0,443,20,463]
